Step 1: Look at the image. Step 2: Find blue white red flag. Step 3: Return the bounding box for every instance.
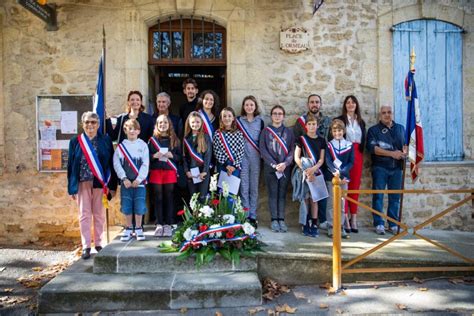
[93,51,105,134]
[405,70,424,182]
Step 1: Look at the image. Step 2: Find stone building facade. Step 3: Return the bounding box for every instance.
[0,0,472,244]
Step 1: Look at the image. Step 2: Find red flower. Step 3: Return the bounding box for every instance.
[226,230,235,239]
[212,199,220,206]
[177,209,185,216]
[243,207,249,212]
[199,224,208,232]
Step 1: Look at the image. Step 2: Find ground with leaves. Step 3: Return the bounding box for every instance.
[1,244,473,315]
[0,244,79,315]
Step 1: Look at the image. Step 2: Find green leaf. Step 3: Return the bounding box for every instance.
[219,248,232,261]
[176,248,191,261]
[196,250,204,267]
[231,248,240,266]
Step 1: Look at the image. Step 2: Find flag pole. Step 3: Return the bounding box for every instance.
[398,47,416,234]
[102,25,110,244]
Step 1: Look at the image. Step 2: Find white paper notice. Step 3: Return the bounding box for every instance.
[190,167,203,184]
[306,173,329,202]
[217,170,241,195]
[60,111,77,134]
[275,171,284,179]
[333,158,342,169]
[159,147,169,162]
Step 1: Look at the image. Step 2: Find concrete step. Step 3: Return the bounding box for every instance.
[93,235,257,273]
[38,269,262,313]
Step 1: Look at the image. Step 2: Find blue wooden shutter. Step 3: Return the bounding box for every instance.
[392,20,463,161]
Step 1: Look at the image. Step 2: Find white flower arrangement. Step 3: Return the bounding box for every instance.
[223,214,235,224]
[199,205,214,218]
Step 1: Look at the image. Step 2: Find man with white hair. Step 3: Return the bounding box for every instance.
[366,105,407,235]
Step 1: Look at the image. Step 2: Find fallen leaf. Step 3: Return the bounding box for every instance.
[215,311,223,316]
[280,285,290,293]
[293,291,306,299]
[396,303,408,310]
[180,307,188,313]
[340,290,347,296]
[32,267,43,272]
[449,278,464,284]
[319,282,331,289]
[248,306,265,315]
[418,287,428,291]
[413,277,423,283]
[275,303,297,314]
[319,303,329,309]
[327,287,337,295]
[336,308,343,314]
[0,267,5,272]
[267,309,275,316]
[3,288,14,293]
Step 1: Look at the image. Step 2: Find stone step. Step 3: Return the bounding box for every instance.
[38,269,262,313]
[93,236,257,274]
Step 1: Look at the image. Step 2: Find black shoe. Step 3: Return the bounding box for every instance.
[81,248,91,260]
[95,246,103,253]
[351,228,359,233]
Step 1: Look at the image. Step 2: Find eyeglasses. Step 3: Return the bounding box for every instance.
[272,112,284,116]
[84,121,98,125]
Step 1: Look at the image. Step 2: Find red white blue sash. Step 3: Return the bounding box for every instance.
[183,138,204,165]
[236,117,260,154]
[327,141,352,161]
[300,135,318,164]
[149,137,178,174]
[117,143,147,184]
[297,114,307,131]
[217,130,236,164]
[199,110,215,138]
[265,126,289,155]
[77,133,110,193]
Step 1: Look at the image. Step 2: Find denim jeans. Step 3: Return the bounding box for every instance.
[263,164,291,220]
[371,166,403,227]
[120,186,147,216]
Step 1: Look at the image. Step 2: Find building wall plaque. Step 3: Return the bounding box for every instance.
[280,27,310,53]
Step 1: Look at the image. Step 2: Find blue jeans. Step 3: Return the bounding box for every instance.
[121,186,147,216]
[371,166,403,227]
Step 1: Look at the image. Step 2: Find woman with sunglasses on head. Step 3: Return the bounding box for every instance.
[106,90,154,144]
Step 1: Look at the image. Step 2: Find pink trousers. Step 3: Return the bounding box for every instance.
[77,181,105,248]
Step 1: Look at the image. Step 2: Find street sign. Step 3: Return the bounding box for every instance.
[18,0,58,31]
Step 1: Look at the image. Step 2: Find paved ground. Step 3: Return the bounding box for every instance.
[1,225,473,315]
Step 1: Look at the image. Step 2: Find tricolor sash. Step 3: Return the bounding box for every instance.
[117,143,147,184]
[265,126,289,155]
[297,114,307,131]
[216,130,236,164]
[199,110,215,138]
[327,141,352,162]
[149,137,178,174]
[183,138,204,165]
[236,117,260,153]
[77,133,110,207]
[300,135,318,164]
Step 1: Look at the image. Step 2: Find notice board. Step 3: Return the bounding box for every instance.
[36,95,93,172]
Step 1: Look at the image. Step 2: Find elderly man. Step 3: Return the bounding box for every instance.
[154,92,181,133]
[366,105,407,235]
[293,94,331,140]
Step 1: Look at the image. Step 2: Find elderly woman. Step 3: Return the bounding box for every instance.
[154,92,181,134]
[106,90,154,144]
[67,112,117,259]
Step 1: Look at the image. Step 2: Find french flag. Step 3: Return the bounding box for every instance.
[93,51,105,134]
[405,70,424,182]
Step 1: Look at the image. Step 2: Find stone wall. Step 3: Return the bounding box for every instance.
[0,0,472,245]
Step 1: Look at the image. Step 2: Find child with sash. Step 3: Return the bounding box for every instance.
[67,111,117,259]
[148,114,181,237]
[324,119,354,239]
[183,111,213,202]
[259,105,295,233]
[294,113,326,238]
[113,119,150,242]
[236,96,264,227]
[213,107,245,179]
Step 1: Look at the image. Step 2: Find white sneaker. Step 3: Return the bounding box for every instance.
[375,225,385,235]
[154,225,163,237]
[319,221,328,230]
[120,227,133,242]
[135,228,146,241]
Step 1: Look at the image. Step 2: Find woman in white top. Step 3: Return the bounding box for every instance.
[333,95,366,233]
